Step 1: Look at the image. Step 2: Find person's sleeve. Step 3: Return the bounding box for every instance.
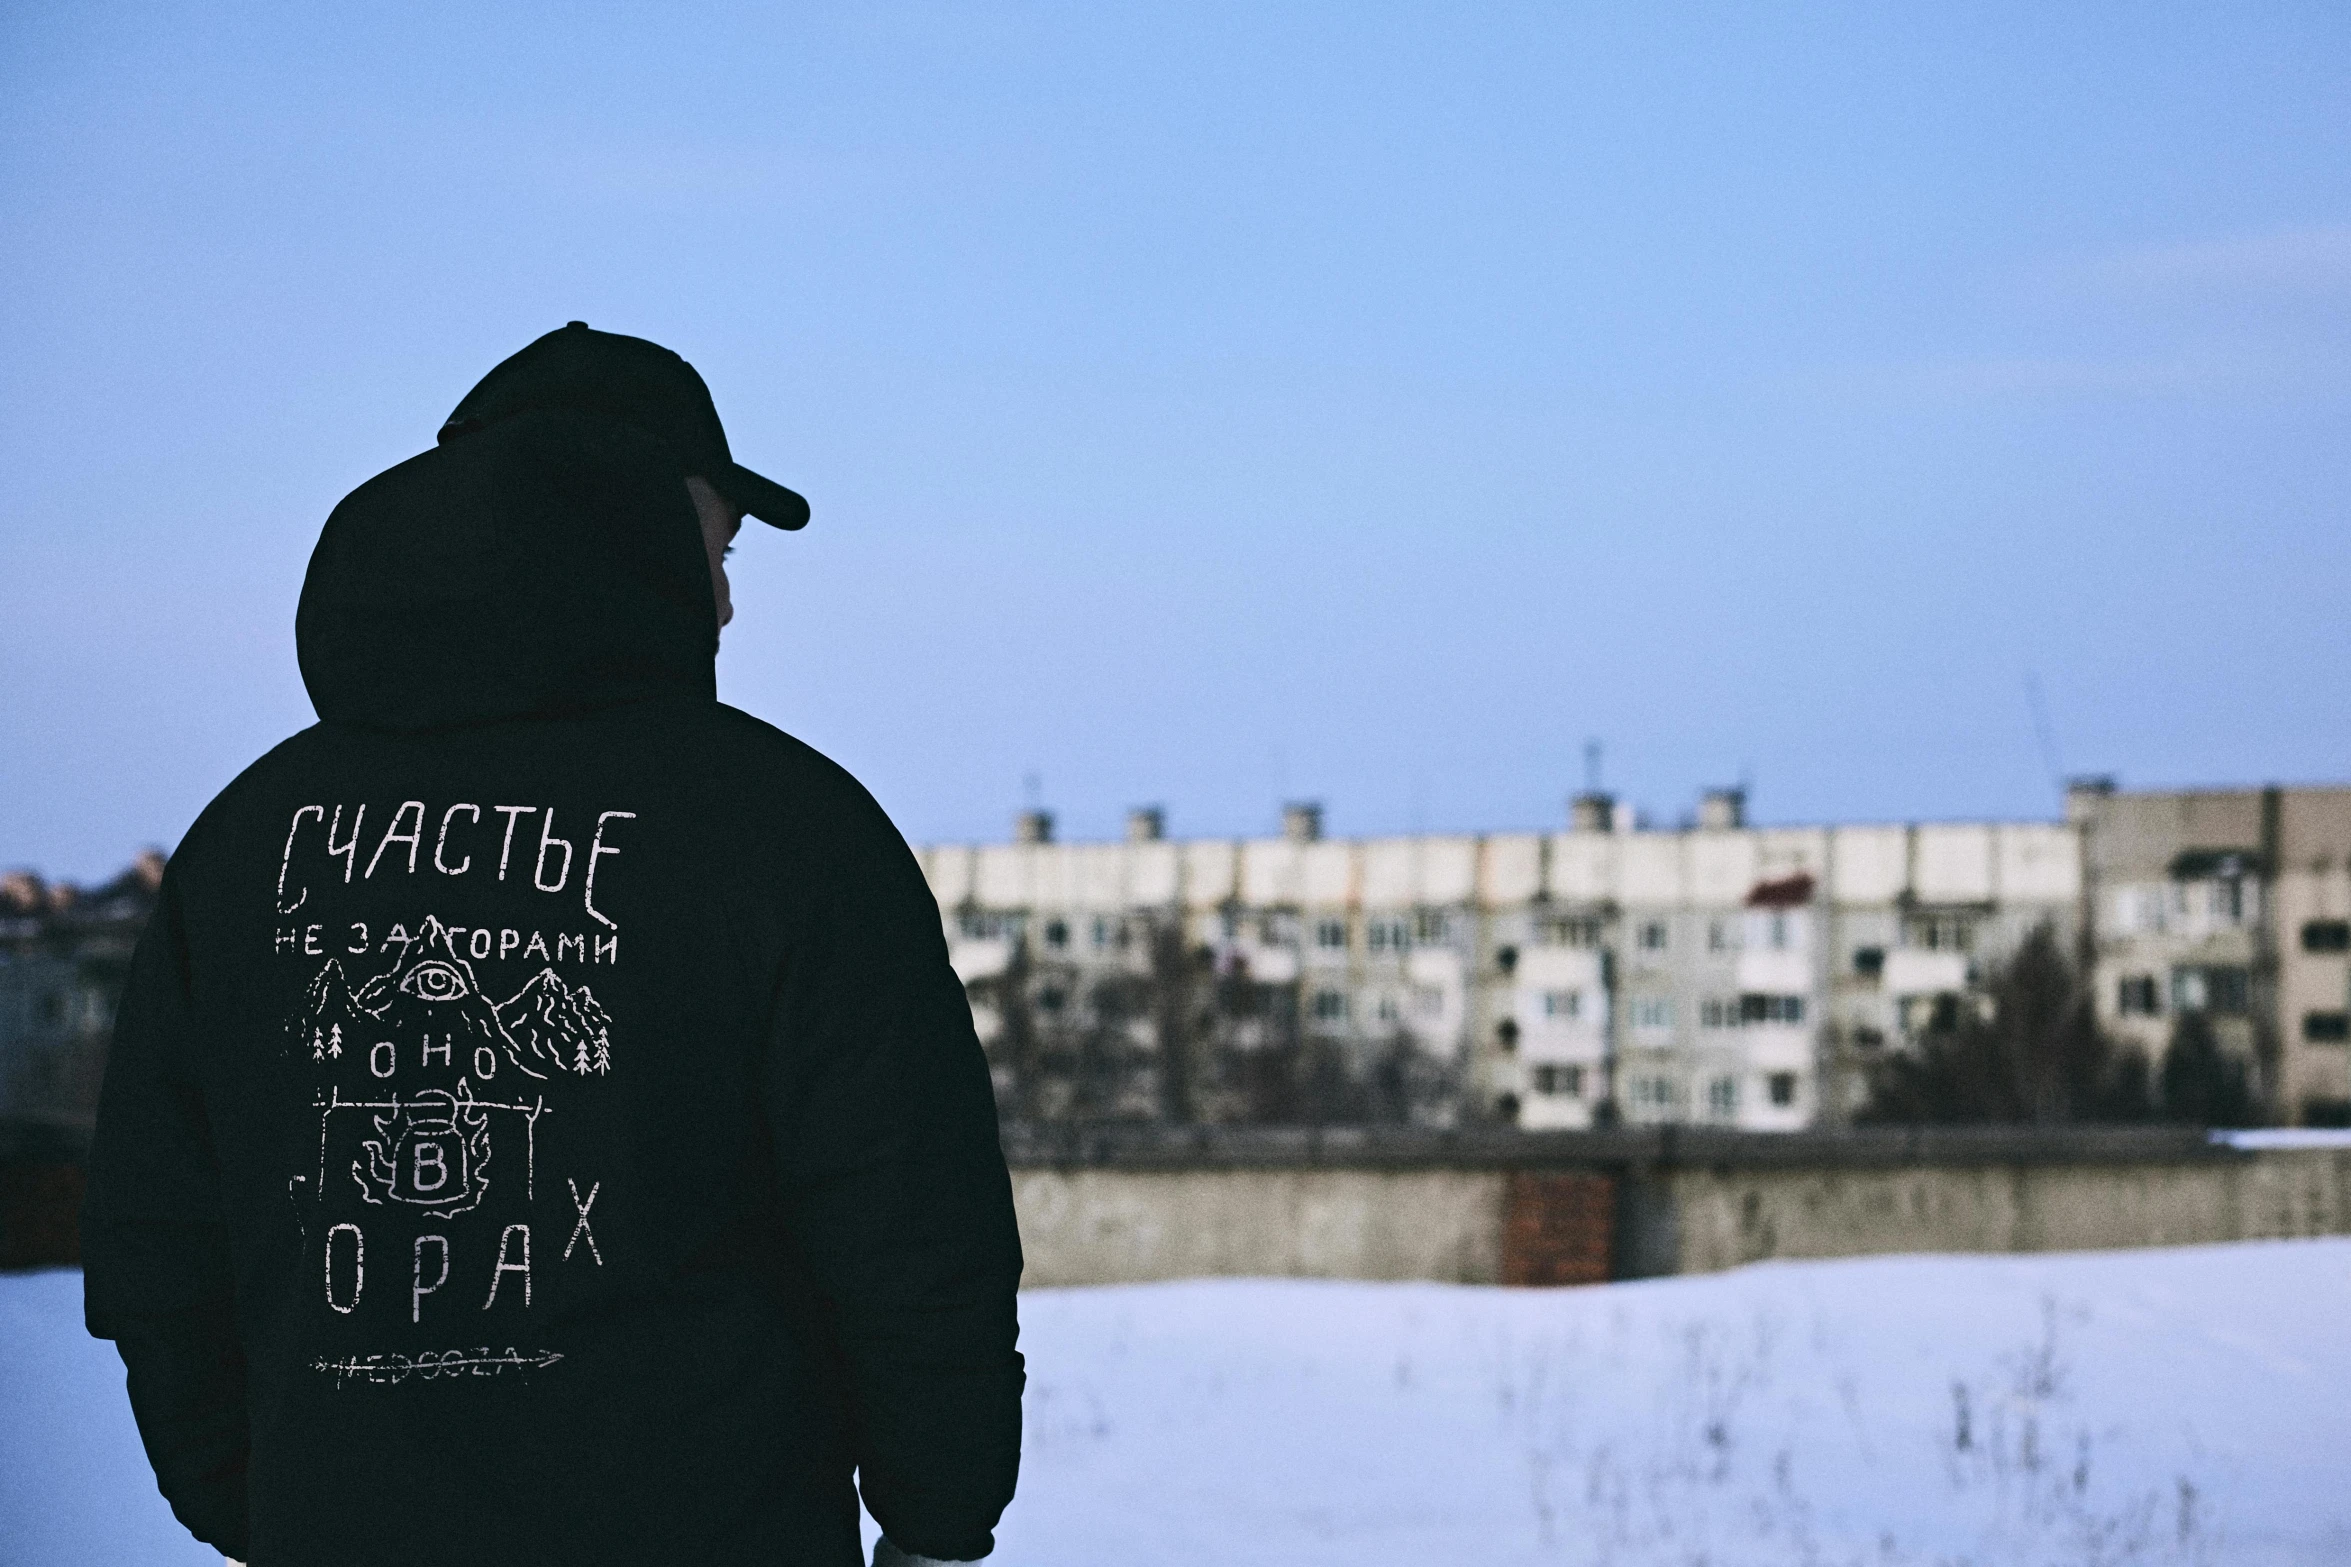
[767,806,1024,1563]
[80,871,250,1559]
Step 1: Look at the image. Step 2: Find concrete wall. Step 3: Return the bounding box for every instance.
[1665,1150,2351,1275]
[1013,1166,1506,1287]
[11,1111,2344,1285]
[1001,1126,2351,1287]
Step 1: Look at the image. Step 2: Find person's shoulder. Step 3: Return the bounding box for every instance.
[694,703,903,845]
[700,704,859,789]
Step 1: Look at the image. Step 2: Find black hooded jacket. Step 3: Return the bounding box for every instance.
[80,409,1025,1566]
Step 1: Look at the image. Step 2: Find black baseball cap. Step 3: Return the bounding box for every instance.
[438,321,809,530]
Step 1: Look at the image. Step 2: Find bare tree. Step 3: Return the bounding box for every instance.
[967,933,1047,1122]
[1137,913,1206,1123]
[1860,924,2151,1125]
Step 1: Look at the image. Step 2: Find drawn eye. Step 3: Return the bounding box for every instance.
[403,962,467,1002]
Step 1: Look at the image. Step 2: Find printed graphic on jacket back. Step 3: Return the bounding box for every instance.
[272,799,634,1387]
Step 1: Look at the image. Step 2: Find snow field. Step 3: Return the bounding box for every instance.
[6,1239,2348,1567]
[988,1240,2351,1567]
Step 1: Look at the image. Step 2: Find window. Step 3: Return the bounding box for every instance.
[2116,975,2161,1016]
[1744,908,1813,953]
[1739,993,1806,1025]
[1531,1063,1585,1098]
[1043,918,1069,950]
[1366,918,1408,953]
[1495,1018,1520,1050]
[2305,1012,2350,1043]
[1707,918,1737,953]
[1540,989,1581,1020]
[957,910,1018,941]
[1091,916,1119,950]
[1412,985,1446,1020]
[1534,915,1603,948]
[1415,909,1452,946]
[1629,1075,1677,1109]
[1494,944,1519,975]
[1852,947,1885,979]
[1904,914,1974,952]
[1311,989,1347,1022]
[1851,1026,1885,1050]
[1631,996,1673,1031]
[1256,913,1301,948]
[1700,998,1741,1029]
[1766,1072,1798,1107]
[2172,965,2250,1016]
[1036,987,1066,1014]
[1314,918,1349,951]
[1374,992,1400,1023]
[2117,877,2263,936]
[1706,1076,1738,1116]
[2303,920,2351,954]
[1638,920,1669,952]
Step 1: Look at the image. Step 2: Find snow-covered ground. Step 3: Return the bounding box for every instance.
[7,1240,2348,1566]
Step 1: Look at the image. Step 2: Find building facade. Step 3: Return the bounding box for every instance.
[923,781,2351,1130]
[919,792,2083,1131]
[2071,782,2351,1125]
[0,853,164,1127]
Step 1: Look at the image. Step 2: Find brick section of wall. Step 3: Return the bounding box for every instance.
[0,1161,84,1269]
[1501,1170,1616,1286]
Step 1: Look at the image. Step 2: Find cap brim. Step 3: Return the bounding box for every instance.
[713,462,810,530]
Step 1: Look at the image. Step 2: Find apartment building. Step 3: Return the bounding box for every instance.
[918,792,2081,1130]
[2071,781,2351,1124]
[0,853,163,1125]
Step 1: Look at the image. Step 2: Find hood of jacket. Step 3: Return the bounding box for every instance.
[297,408,719,733]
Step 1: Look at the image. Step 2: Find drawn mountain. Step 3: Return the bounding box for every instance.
[495,968,615,1075]
[367,929,544,1081]
[351,915,459,1015]
[287,958,372,1062]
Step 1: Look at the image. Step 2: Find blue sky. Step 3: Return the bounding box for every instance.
[4,2,2347,880]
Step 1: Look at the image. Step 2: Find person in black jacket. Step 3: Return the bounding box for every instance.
[81,322,1025,1567]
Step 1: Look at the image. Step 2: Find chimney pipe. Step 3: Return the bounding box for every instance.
[1281,801,1324,843]
[2064,775,2116,825]
[1569,792,1616,833]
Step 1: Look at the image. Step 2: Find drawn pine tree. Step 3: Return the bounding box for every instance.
[572,1039,593,1074]
[327,1023,343,1060]
[310,1027,324,1062]
[590,1035,611,1074]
